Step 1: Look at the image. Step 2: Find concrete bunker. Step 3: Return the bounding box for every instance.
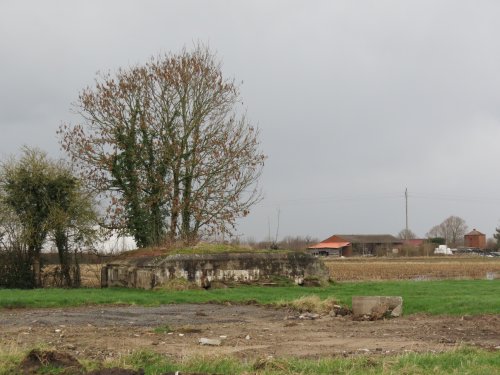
[101,252,329,289]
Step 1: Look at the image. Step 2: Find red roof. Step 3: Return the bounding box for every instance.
[465,229,485,236]
[308,241,350,249]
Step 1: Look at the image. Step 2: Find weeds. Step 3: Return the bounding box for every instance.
[2,347,497,375]
[154,277,199,291]
[275,295,341,313]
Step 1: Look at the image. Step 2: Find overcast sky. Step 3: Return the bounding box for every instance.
[2,1,500,241]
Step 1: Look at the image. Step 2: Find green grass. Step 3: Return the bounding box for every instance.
[1,347,498,375]
[0,279,498,315]
[115,242,292,259]
[171,242,291,255]
[113,347,500,374]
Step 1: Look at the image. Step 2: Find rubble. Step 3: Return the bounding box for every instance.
[352,296,403,320]
[198,338,222,346]
[299,312,320,320]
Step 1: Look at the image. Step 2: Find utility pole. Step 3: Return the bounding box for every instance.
[267,216,271,243]
[405,187,408,239]
[274,208,281,244]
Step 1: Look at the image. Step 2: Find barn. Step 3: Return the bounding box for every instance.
[308,234,401,257]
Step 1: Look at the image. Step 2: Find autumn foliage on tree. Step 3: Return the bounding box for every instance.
[59,45,265,247]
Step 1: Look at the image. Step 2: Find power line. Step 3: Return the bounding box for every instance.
[259,193,403,208]
[258,191,500,208]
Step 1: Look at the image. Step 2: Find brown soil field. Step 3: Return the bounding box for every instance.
[325,256,500,281]
[1,304,499,362]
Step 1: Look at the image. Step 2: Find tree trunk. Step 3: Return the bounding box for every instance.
[169,170,181,240]
[55,230,72,287]
[181,173,192,241]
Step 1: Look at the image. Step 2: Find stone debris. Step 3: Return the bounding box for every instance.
[285,304,352,321]
[299,312,320,320]
[330,305,352,317]
[198,338,222,346]
[390,304,402,317]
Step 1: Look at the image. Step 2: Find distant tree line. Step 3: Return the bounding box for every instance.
[241,235,318,251]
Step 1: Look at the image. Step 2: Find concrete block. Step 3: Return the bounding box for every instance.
[352,296,403,318]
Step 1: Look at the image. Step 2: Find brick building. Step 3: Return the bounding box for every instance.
[464,229,486,249]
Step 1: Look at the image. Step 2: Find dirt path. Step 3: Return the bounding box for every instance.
[1,304,499,361]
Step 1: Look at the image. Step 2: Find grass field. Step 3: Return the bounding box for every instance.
[2,276,499,374]
[3,255,499,374]
[90,347,500,375]
[0,347,498,375]
[1,279,499,315]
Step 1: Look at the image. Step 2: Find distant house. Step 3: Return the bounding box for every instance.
[464,229,486,249]
[308,235,351,257]
[402,239,426,247]
[308,234,401,257]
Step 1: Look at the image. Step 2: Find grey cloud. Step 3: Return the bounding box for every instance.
[2,0,500,240]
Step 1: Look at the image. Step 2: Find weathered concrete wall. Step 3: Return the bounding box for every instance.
[101,252,329,289]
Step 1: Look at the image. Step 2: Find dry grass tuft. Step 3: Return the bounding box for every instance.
[276,295,339,314]
[154,277,199,291]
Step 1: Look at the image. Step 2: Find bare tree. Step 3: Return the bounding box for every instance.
[59,45,265,247]
[397,228,417,240]
[426,215,468,247]
[486,237,497,250]
[279,235,319,251]
[426,225,441,239]
[493,226,500,249]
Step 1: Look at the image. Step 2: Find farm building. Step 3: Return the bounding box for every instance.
[308,234,401,257]
[307,235,351,257]
[464,229,486,249]
[402,239,426,247]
